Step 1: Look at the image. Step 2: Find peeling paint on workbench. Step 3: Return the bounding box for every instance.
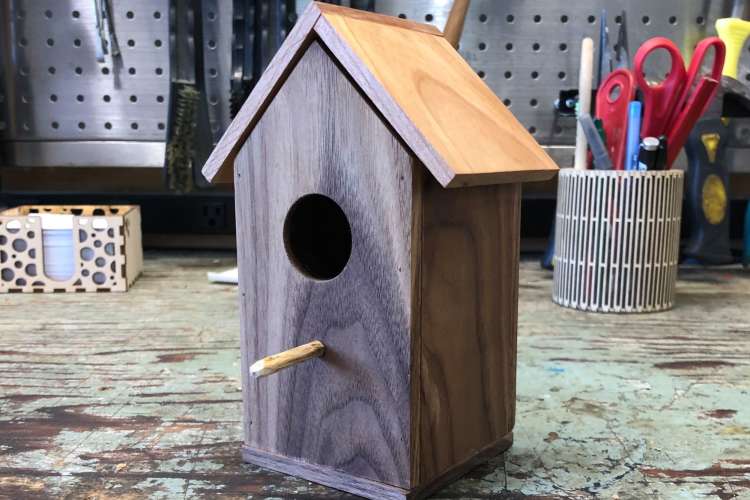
[0,252,748,499]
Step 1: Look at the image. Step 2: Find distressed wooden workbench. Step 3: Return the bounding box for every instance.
[0,251,748,499]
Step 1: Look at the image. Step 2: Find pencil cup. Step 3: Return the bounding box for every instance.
[552,169,684,313]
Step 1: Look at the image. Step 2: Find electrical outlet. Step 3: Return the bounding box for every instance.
[197,201,228,231]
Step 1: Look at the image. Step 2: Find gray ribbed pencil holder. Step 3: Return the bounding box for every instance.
[552,169,684,313]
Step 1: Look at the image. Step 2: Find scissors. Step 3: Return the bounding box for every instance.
[596,69,636,170]
[633,37,725,167]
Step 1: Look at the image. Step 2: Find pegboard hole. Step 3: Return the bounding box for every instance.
[51,121,59,129]
[50,94,58,102]
[479,14,488,23]
[126,11,135,19]
[46,38,55,47]
[533,14,541,23]
[128,67,136,75]
[559,43,568,52]
[129,95,138,103]
[156,95,165,103]
[76,95,85,102]
[48,66,57,75]
[558,71,566,79]
[207,40,217,49]
[103,95,111,102]
[425,13,434,22]
[74,38,82,47]
[503,98,512,107]
[102,67,110,75]
[155,39,163,47]
[587,15,596,24]
[93,272,106,285]
[530,98,538,107]
[127,39,136,47]
[209,67,218,77]
[504,71,512,79]
[25,264,36,277]
[560,15,569,23]
[696,16,705,25]
[72,10,80,19]
[505,42,514,51]
[2,269,14,282]
[478,42,487,51]
[153,11,162,19]
[506,14,514,23]
[531,71,539,79]
[668,16,677,25]
[477,70,486,79]
[207,11,216,21]
[155,67,164,76]
[18,38,27,47]
[397,13,406,19]
[284,194,352,281]
[532,43,540,52]
[131,123,139,130]
[78,122,86,130]
[44,9,53,19]
[104,122,113,130]
[75,67,83,75]
[95,257,106,268]
[642,15,651,25]
[529,126,537,134]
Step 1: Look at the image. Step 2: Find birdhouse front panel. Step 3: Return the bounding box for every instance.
[233,40,416,488]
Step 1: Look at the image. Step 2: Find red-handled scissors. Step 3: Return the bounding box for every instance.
[633,36,725,167]
[596,69,636,170]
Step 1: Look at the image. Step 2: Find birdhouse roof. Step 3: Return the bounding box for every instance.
[202,2,558,187]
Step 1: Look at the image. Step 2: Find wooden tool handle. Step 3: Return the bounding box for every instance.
[574,37,594,170]
[250,341,325,378]
[443,0,470,49]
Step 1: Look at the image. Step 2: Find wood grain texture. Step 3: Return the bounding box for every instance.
[203,2,558,187]
[234,40,414,488]
[314,6,558,187]
[201,2,321,183]
[416,177,521,483]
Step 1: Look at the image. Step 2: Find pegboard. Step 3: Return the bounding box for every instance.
[0,1,170,142]
[371,0,747,146]
[0,206,143,293]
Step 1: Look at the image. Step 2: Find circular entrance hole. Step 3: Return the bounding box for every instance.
[283,194,352,280]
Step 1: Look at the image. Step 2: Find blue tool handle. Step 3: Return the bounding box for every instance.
[625,101,642,170]
[684,118,733,265]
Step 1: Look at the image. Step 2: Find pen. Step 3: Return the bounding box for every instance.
[625,101,642,170]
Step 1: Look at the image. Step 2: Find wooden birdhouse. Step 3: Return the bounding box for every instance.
[202,3,557,499]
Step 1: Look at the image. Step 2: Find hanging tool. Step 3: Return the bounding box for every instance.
[684,118,733,264]
[231,0,256,116]
[716,0,750,80]
[575,38,594,169]
[595,69,635,170]
[165,0,203,193]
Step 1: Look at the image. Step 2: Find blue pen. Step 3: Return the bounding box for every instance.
[625,101,642,171]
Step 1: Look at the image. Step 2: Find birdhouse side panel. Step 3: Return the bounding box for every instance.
[233,40,415,488]
[415,176,520,484]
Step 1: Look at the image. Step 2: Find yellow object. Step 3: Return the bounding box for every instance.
[716,17,750,79]
[701,132,721,164]
[702,174,727,225]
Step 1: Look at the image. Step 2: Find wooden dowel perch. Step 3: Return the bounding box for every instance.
[250,340,326,378]
[443,0,471,49]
